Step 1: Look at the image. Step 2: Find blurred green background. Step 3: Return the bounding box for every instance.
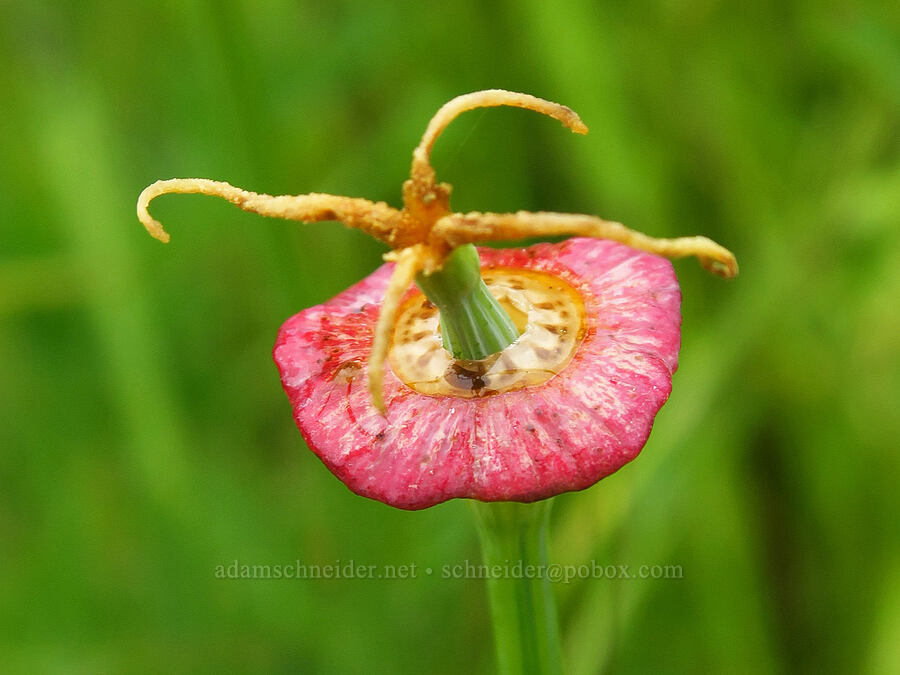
[1,0,898,672]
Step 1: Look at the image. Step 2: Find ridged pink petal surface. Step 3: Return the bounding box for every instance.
[274,238,681,509]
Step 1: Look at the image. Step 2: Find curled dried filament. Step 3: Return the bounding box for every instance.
[408,89,588,192]
[137,178,405,246]
[367,245,428,413]
[432,211,739,278]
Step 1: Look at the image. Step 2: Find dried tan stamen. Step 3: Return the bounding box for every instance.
[432,211,739,278]
[405,90,589,218]
[137,178,405,246]
[367,244,431,413]
[411,89,587,178]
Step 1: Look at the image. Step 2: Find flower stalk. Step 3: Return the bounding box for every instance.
[419,244,560,673]
[473,500,563,675]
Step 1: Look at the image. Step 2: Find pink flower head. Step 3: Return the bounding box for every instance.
[274,238,681,509]
[138,90,737,510]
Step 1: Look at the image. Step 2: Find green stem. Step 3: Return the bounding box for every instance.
[472,500,563,675]
[421,245,556,671]
[415,244,519,359]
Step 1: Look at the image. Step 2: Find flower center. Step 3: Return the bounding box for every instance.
[389,268,586,398]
